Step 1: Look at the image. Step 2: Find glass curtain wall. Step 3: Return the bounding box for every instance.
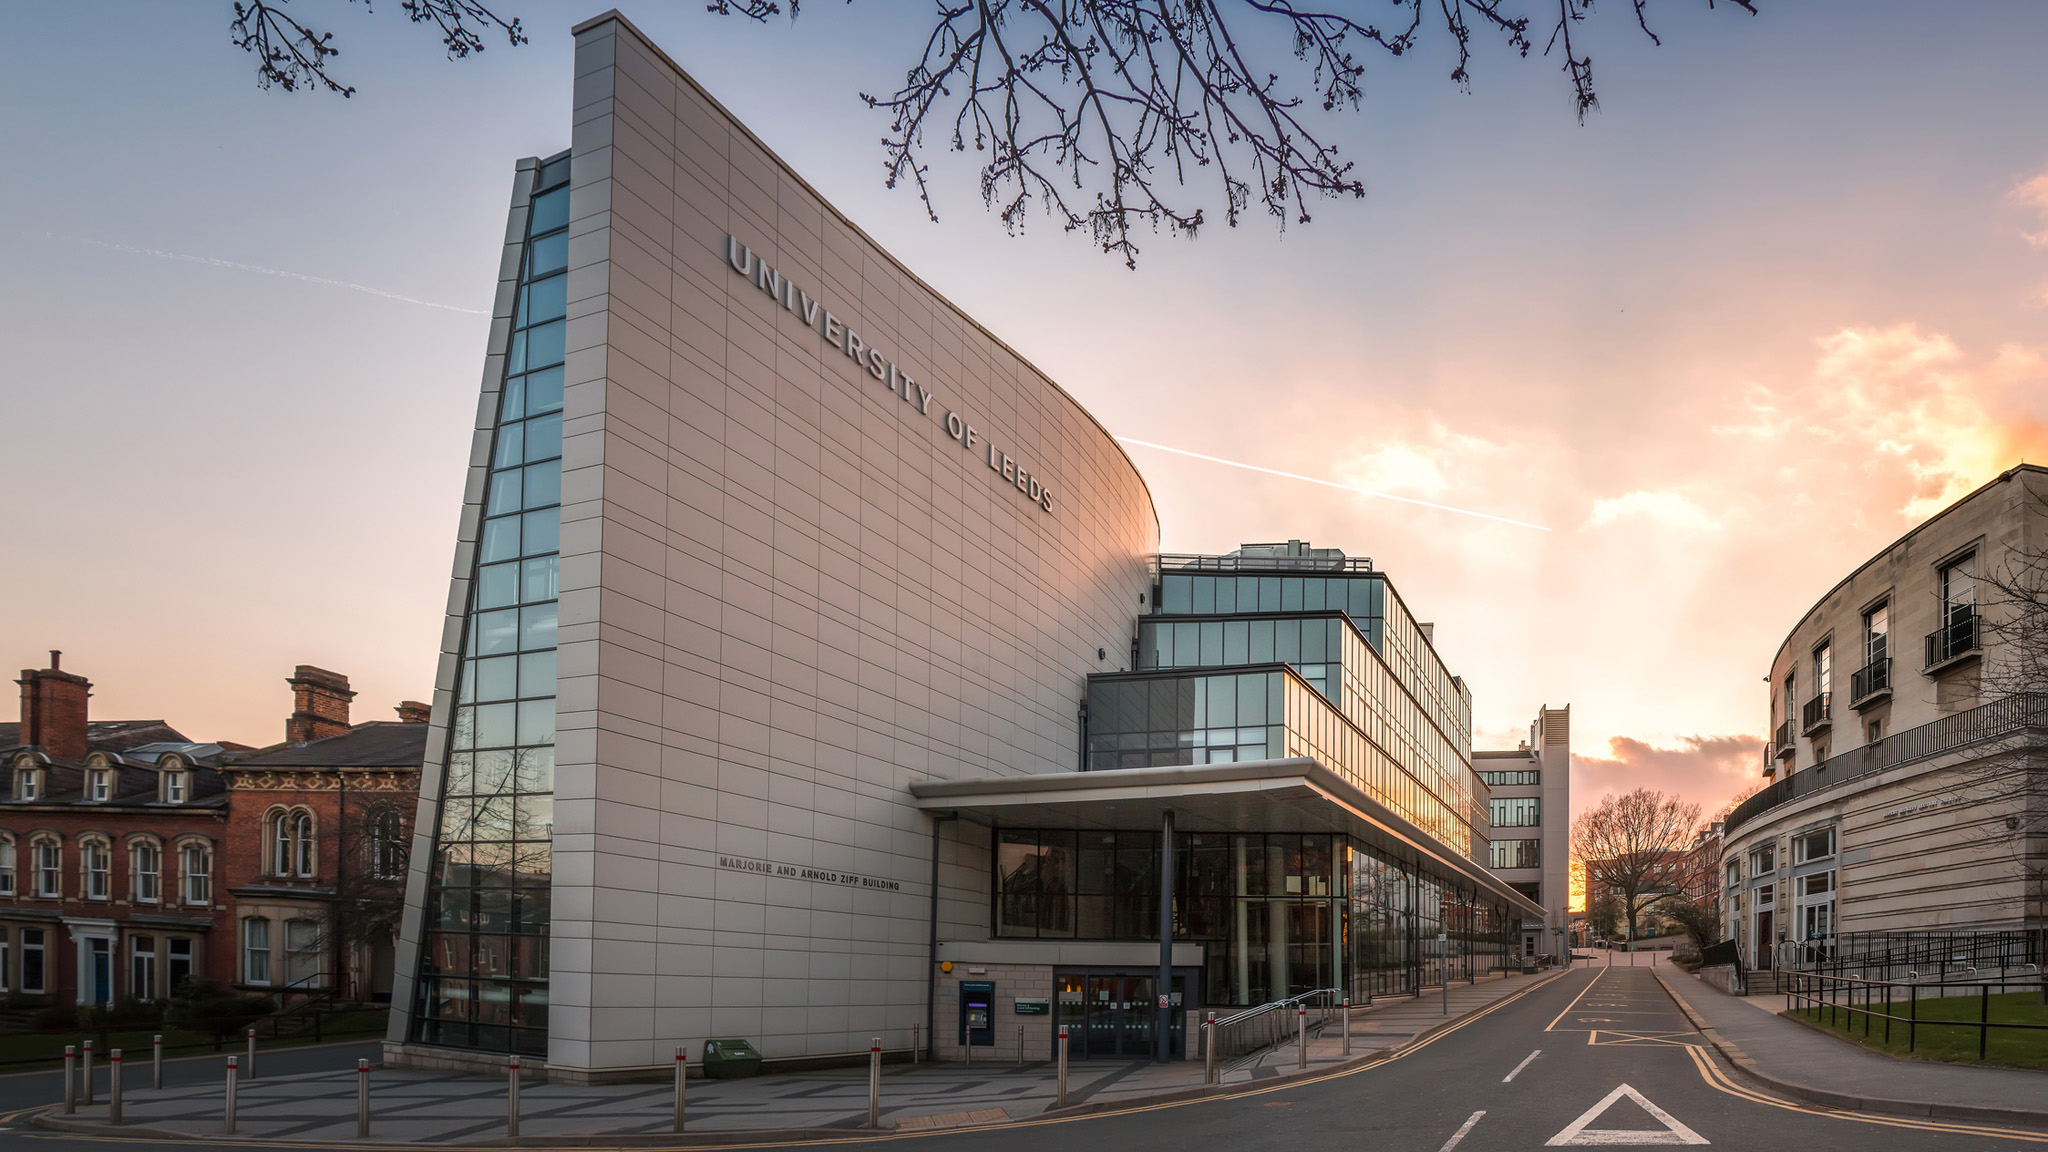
[410,153,568,1057]
[994,829,1512,1007]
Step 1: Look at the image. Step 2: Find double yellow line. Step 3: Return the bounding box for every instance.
[1683,1043,2048,1143]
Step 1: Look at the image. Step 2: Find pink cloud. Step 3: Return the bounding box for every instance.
[1571,734,1765,822]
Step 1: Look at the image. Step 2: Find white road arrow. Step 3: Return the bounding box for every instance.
[1544,1083,1709,1146]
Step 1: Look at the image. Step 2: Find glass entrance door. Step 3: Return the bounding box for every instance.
[1053,973,1186,1060]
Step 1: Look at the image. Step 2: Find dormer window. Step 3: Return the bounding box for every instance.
[87,768,111,802]
[15,768,41,802]
[161,770,188,804]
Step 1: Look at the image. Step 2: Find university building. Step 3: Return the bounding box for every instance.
[386,10,1543,1080]
[1722,464,2048,973]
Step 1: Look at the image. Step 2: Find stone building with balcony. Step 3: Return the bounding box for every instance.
[1722,464,2048,972]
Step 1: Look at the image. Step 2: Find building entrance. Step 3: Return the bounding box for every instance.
[1055,972,1187,1060]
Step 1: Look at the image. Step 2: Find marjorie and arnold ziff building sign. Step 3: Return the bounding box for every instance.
[386,9,1541,1080]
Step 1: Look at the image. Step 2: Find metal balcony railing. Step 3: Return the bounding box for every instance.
[1726,692,2048,835]
[1925,610,1979,668]
[1801,692,1831,733]
[1772,720,1796,760]
[1850,658,1890,704]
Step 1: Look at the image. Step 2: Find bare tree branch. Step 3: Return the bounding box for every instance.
[230,0,526,100]
[1571,787,1703,942]
[716,1,1750,265]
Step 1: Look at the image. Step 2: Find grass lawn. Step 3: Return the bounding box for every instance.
[0,1011,389,1071]
[1786,989,2048,1070]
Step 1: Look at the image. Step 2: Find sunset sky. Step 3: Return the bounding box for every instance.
[5,2,2048,821]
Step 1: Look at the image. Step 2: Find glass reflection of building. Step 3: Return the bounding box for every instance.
[408,152,568,1057]
[991,544,1507,1007]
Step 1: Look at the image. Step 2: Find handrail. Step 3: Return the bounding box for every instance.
[1208,988,1342,1064]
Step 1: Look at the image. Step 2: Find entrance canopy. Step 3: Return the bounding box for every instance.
[909,757,1545,921]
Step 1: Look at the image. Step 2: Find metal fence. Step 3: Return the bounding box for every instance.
[1789,929,2046,981]
[1783,969,2048,1060]
[1206,988,1342,1064]
[1726,692,2048,835]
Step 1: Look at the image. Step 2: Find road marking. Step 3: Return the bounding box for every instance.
[1437,1110,1487,1152]
[1545,1083,1708,1146]
[1502,1050,1541,1083]
[1682,1044,2048,1144]
[1546,970,1605,1031]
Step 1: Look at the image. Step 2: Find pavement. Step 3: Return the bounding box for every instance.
[12,961,2048,1151]
[1653,962,2048,1127]
[23,968,1569,1144]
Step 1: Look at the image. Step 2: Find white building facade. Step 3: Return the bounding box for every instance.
[387,11,1540,1081]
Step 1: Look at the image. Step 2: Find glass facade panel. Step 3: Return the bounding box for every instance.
[412,156,567,1057]
[994,829,1511,1007]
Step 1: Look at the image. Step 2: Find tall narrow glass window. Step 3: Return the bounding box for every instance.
[413,152,566,1057]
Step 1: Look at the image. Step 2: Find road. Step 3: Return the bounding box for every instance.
[3,970,2044,1149]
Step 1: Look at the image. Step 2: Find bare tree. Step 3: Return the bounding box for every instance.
[715,1,1758,265]
[1952,543,2048,918]
[229,0,525,97]
[1571,787,1701,947]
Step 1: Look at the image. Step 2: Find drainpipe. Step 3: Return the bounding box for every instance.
[926,812,958,1061]
[1156,809,1175,1063]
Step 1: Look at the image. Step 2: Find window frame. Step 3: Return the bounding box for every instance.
[132,839,162,904]
[180,842,212,906]
[161,769,188,804]
[0,835,14,896]
[16,768,41,802]
[32,836,62,898]
[1793,827,1836,864]
[242,917,273,986]
[86,768,111,802]
[20,927,46,994]
[81,837,112,901]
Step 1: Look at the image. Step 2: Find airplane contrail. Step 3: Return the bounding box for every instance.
[1114,437,1551,531]
[53,234,489,315]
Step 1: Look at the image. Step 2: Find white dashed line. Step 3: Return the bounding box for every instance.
[1503,1049,1542,1083]
[1438,1110,1487,1152]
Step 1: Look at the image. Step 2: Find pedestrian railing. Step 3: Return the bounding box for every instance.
[1206,988,1342,1064]
[1783,969,2048,1061]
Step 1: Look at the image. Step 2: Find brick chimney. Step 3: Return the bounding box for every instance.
[17,650,91,761]
[395,700,431,724]
[285,666,356,745]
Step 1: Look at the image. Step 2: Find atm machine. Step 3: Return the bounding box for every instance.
[958,980,995,1048]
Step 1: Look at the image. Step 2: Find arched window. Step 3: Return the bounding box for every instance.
[81,837,112,901]
[0,835,14,896]
[369,810,405,879]
[292,812,316,877]
[131,839,162,904]
[31,836,61,897]
[271,810,293,875]
[180,842,212,906]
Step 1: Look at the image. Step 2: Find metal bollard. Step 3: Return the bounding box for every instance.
[153,1034,164,1090]
[224,1056,238,1135]
[109,1049,123,1125]
[1202,1013,1216,1085]
[1341,995,1352,1056]
[246,1028,257,1080]
[357,1059,371,1139]
[63,1046,76,1115]
[83,1041,95,1105]
[1017,1024,1025,1067]
[506,1056,521,1138]
[673,1045,687,1134]
[965,1031,971,1066]
[867,1038,882,1129]
[912,1025,920,1065]
[1056,1026,1070,1106]
[1296,1006,1307,1069]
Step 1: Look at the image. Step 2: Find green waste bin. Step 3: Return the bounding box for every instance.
[701,1039,764,1080]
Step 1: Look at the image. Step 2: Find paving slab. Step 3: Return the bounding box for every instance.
[36,969,1570,1143]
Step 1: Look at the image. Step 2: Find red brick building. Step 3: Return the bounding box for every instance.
[0,654,424,1008]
